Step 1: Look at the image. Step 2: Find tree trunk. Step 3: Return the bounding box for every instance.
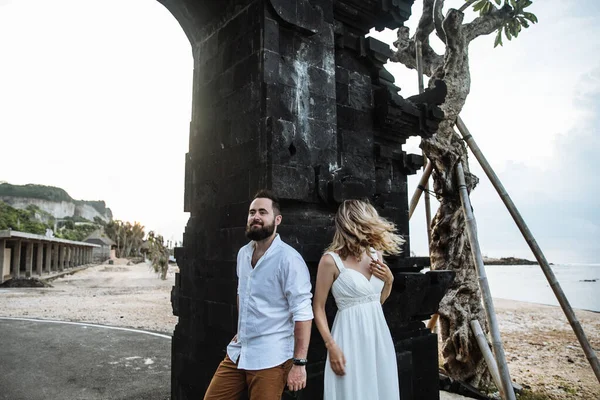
[394,6,491,387]
[427,12,490,387]
[391,0,534,387]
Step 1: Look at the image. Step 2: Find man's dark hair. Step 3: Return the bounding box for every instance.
[253,189,280,215]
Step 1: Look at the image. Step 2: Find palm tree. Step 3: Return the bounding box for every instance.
[130,222,145,257]
[146,231,169,280]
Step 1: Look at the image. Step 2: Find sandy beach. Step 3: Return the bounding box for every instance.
[0,261,598,399]
[494,299,599,399]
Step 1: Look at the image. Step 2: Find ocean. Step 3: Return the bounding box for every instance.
[485,264,600,312]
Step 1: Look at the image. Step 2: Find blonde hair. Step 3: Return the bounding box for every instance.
[326,199,404,260]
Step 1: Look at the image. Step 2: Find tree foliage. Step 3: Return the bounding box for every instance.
[0,201,101,241]
[104,220,145,258]
[0,183,73,202]
[469,0,538,47]
[0,201,50,234]
[146,231,170,280]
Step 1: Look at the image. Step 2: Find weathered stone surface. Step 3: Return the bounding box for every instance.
[163,1,451,399]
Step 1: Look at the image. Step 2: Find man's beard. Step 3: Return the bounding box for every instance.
[245,221,275,241]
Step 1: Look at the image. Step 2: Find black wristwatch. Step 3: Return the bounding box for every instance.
[292,358,308,366]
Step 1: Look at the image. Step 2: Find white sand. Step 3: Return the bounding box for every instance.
[0,260,178,333]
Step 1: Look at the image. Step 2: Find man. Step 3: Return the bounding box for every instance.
[204,189,313,400]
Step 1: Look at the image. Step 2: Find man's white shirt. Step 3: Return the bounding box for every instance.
[227,234,313,370]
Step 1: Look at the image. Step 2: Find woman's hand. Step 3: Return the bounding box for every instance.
[369,258,393,285]
[327,342,346,376]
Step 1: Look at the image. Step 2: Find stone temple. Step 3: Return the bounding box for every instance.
[155,0,454,398]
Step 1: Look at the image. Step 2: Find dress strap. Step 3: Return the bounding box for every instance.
[325,251,345,272]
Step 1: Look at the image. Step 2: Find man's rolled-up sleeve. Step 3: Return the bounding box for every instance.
[283,256,314,322]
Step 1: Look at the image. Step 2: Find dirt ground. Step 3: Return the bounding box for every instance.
[0,262,598,399]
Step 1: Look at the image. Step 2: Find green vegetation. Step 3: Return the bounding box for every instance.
[104,220,145,258]
[1,190,171,280]
[0,201,102,241]
[146,231,170,280]
[56,223,98,241]
[0,201,50,235]
[470,0,538,48]
[0,183,73,202]
[0,183,110,216]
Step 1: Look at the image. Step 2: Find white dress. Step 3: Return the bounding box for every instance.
[323,251,400,400]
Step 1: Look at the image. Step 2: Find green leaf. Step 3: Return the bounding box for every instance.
[505,25,512,40]
[473,0,487,12]
[518,16,530,28]
[494,0,502,5]
[494,29,503,47]
[482,1,492,14]
[523,12,538,23]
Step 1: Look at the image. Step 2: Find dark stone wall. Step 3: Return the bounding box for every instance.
[166,1,453,399]
[171,2,263,398]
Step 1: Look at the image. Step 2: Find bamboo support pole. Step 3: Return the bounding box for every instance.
[456,162,515,400]
[415,40,433,243]
[456,117,600,383]
[471,320,503,393]
[423,155,433,244]
[408,161,434,220]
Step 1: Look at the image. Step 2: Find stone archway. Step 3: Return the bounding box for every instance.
[157,1,452,399]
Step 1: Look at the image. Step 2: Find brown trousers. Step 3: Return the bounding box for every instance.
[204,355,293,400]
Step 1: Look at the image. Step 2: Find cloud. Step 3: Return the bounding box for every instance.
[401,1,600,264]
[474,67,600,263]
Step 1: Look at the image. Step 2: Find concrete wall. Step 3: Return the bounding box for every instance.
[2,248,11,281]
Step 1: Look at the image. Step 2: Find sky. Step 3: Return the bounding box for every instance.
[0,0,598,263]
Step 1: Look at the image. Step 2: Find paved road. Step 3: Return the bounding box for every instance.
[0,317,473,400]
[0,318,171,400]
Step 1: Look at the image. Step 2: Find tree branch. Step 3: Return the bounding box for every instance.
[391,26,444,77]
[434,0,446,43]
[415,0,436,43]
[463,4,514,43]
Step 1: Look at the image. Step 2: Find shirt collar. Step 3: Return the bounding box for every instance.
[245,233,281,258]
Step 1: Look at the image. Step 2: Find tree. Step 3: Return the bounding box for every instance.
[146,231,169,280]
[130,222,145,257]
[105,220,125,257]
[390,0,537,388]
[104,220,145,258]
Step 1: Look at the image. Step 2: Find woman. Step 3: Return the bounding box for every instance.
[313,199,404,400]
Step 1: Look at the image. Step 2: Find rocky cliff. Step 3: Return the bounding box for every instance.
[0,183,113,223]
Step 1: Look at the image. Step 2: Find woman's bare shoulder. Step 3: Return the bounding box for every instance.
[319,252,336,266]
[317,253,339,281]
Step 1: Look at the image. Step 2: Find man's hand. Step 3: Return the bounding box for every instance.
[287,364,307,392]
